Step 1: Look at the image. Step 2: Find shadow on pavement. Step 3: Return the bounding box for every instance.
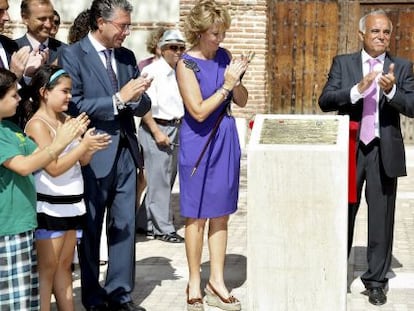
[200,254,247,291]
[348,246,403,292]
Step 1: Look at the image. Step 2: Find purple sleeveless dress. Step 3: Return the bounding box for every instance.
[179,47,241,219]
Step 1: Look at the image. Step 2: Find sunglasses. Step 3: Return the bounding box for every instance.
[168,45,186,52]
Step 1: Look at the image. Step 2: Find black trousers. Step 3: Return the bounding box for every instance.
[348,140,397,289]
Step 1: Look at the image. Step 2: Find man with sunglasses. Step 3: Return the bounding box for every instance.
[59,0,151,310]
[16,0,66,64]
[136,29,185,243]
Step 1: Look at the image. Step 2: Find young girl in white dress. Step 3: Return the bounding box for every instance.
[24,65,111,311]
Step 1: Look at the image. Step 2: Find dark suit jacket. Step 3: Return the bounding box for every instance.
[1,35,30,127]
[0,34,18,64]
[318,51,414,178]
[15,34,66,64]
[58,36,151,178]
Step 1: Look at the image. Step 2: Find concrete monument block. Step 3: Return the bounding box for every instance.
[247,114,349,311]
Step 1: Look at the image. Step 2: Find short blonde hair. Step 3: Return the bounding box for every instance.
[184,0,231,46]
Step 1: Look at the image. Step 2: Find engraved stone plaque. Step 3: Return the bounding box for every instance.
[260,118,339,145]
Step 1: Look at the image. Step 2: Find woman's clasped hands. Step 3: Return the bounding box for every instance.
[224,51,253,89]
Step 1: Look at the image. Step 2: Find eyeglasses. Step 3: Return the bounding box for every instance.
[106,20,131,33]
[168,45,186,52]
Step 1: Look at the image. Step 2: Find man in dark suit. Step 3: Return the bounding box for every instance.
[0,0,48,128]
[0,0,30,78]
[59,0,151,310]
[15,0,66,64]
[319,9,414,306]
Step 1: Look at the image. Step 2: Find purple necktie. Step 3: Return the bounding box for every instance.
[102,49,119,92]
[39,43,47,51]
[360,58,379,145]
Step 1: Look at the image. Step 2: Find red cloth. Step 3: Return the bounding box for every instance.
[348,121,359,203]
[249,119,254,130]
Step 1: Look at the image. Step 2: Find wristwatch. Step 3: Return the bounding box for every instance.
[114,93,126,110]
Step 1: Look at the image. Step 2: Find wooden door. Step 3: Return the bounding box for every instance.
[268,0,339,115]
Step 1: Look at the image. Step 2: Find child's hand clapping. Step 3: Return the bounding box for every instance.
[81,128,112,155]
[54,113,90,147]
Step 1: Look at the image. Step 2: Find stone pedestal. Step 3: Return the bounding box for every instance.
[247,114,349,311]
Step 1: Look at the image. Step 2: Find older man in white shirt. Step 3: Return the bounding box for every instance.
[137,29,185,243]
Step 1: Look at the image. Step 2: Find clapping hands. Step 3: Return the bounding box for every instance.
[378,63,396,94]
[9,46,31,79]
[223,51,253,90]
[81,128,112,154]
[358,63,396,95]
[54,113,90,147]
[119,72,153,103]
[24,47,49,77]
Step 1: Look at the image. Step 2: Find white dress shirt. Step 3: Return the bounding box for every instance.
[141,57,184,120]
[0,43,9,69]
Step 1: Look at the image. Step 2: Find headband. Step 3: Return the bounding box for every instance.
[47,69,67,85]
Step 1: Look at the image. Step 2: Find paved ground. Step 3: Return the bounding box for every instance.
[63,145,414,311]
[347,145,414,311]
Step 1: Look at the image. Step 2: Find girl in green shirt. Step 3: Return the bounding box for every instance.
[0,68,88,310]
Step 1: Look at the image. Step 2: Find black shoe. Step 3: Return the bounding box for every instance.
[86,305,108,311]
[154,232,184,243]
[368,287,387,305]
[136,228,153,237]
[111,301,146,311]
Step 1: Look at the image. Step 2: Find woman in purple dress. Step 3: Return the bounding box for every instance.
[176,1,249,310]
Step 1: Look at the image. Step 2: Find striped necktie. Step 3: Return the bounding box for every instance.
[102,49,119,92]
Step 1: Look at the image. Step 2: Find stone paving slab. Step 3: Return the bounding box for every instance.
[61,146,414,310]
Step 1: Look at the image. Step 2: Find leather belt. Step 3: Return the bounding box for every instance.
[153,118,182,126]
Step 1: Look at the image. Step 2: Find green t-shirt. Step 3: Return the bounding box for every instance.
[0,120,38,236]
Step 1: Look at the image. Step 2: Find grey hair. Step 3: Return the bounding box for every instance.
[359,9,393,34]
[89,0,133,31]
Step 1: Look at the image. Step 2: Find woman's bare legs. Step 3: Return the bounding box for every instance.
[208,215,231,297]
[185,218,207,299]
